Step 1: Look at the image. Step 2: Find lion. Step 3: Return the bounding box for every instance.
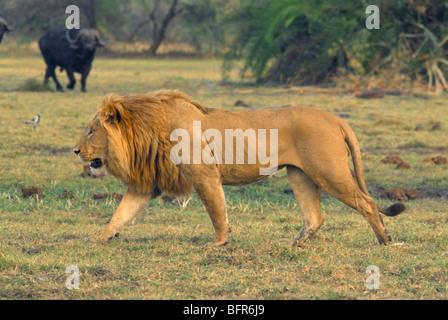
[74,90,405,247]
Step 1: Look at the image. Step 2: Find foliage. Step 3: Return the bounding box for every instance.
[0,0,227,55]
[223,0,448,89]
[1,0,447,87]
[0,0,127,36]
[174,0,227,54]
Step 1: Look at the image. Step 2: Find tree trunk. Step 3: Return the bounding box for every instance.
[129,18,151,42]
[87,0,97,29]
[148,0,179,55]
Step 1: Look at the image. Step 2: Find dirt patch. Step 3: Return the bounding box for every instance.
[380,155,411,169]
[21,186,43,198]
[414,123,442,131]
[59,191,74,199]
[381,187,418,201]
[381,155,403,164]
[369,184,448,200]
[92,193,108,200]
[414,124,425,131]
[423,156,447,165]
[396,161,410,169]
[92,193,123,201]
[418,189,448,198]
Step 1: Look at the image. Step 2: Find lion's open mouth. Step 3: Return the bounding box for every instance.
[90,158,103,169]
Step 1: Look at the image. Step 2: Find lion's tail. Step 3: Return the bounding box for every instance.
[342,121,406,217]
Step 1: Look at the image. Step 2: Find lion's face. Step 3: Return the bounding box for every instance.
[73,115,109,172]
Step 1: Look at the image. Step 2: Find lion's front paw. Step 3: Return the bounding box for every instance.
[279,238,305,248]
[206,240,228,247]
[83,233,120,243]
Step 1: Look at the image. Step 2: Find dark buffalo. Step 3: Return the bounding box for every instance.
[38,28,109,92]
[0,18,14,43]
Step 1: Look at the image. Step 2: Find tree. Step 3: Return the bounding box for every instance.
[224,0,448,89]
[84,0,97,28]
[175,0,227,54]
[148,0,180,54]
[0,0,222,55]
[130,0,182,55]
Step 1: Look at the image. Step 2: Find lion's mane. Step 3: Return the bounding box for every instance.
[98,90,210,195]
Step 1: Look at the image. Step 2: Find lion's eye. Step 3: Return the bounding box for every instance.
[88,130,93,135]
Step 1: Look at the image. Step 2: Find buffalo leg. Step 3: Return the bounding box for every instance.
[65,67,76,90]
[46,65,63,92]
[81,67,91,92]
[44,67,51,85]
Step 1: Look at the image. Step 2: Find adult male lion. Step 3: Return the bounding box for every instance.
[74,90,405,246]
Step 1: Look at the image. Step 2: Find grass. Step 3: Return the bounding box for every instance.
[0,44,447,300]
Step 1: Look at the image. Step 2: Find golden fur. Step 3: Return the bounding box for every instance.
[98,91,198,195]
[74,90,405,246]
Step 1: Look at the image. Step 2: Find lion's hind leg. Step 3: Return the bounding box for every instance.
[286,166,324,246]
[312,164,392,245]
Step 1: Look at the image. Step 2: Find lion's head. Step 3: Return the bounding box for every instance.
[73,114,109,175]
[74,90,204,195]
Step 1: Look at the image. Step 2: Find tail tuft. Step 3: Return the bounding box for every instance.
[379,203,406,216]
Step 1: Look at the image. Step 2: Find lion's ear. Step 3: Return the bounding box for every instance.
[107,109,122,124]
[100,95,124,125]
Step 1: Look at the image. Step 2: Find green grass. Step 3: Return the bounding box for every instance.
[0,49,447,299]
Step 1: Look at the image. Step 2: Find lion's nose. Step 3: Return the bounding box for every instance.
[74,149,81,155]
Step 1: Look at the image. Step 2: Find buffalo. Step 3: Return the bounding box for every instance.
[38,28,109,92]
[0,18,14,43]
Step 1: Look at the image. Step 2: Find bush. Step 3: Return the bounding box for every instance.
[223,0,448,90]
[17,78,53,92]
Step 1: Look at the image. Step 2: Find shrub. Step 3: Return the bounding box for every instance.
[223,0,448,91]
